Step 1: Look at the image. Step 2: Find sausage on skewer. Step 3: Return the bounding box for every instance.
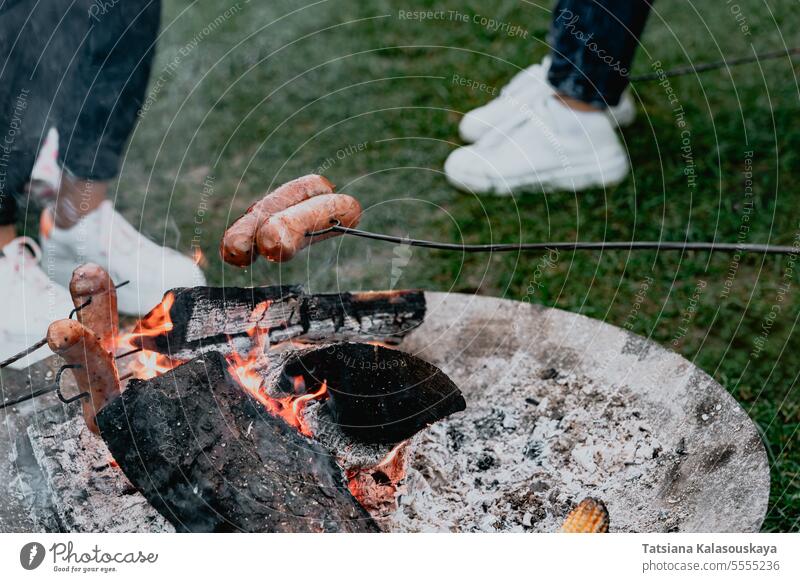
[255,193,362,262]
[47,319,120,435]
[69,263,119,353]
[220,174,335,266]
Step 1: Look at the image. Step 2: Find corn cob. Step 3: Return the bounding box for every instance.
[560,497,609,533]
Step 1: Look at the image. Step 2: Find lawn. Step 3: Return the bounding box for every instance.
[105,0,798,530]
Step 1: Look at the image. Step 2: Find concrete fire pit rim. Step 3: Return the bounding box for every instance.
[401,291,770,533]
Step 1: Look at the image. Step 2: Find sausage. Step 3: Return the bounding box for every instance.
[47,319,121,434]
[220,174,335,266]
[69,263,118,353]
[255,193,362,262]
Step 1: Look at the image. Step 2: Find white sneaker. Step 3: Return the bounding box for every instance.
[0,237,74,370]
[40,201,206,316]
[445,94,629,194]
[458,57,636,143]
[458,57,552,143]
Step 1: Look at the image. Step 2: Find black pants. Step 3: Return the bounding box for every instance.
[0,0,160,226]
[548,0,653,108]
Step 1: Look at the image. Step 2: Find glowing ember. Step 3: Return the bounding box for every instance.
[346,441,410,514]
[249,300,270,326]
[225,326,327,436]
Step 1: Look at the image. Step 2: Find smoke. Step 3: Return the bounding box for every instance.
[390,239,413,289]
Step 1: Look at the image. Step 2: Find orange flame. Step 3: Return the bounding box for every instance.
[192,246,207,268]
[133,291,176,338]
[225,325,327,436]
[116,292,183,380]
[116,292,176,352]
[128,351,182,380]
[40,209,54,239]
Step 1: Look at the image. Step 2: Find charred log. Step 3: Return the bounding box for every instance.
[96,351,380,533]
[274,343,467,444]
[136,286,425,358]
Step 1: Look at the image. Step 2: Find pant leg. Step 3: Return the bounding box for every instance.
[547,0,653,108]
[0,1,44,226]
[0,0,137,226]
[57,0,161,181]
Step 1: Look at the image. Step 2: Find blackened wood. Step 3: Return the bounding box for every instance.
[299,290,426,343]
[136,286,425,358]
[276,343,467,444]
[137,285,303,355]
[96,351,379,532]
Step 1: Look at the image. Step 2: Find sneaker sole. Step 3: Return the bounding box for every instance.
[446,150,630,195]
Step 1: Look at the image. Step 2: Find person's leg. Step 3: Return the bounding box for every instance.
[54,0,161,229]
[547,0,653,109]
[0,1,76,369]
[41,0,205,315]
[0,2,41,245]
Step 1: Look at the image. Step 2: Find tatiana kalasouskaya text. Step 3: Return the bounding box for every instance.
[642,543,777,557]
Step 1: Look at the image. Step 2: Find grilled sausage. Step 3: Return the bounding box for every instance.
[220,174,335,266]
[69,263,118,353]
[47,319,121,435]
[255,193,362,262]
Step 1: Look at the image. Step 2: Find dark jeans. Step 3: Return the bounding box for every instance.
[0,0,160,226]
[547,0,653,108]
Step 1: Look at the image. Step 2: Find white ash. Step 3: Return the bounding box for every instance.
[377,360,676,532]
[25,415,173,532]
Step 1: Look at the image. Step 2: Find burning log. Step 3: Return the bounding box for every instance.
[274,343,467,444]
[96,351,380,533]
[131,286,426,359]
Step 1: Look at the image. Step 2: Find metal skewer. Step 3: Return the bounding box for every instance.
[0,280,130,370]
[306,222,800,256]
[0,363,88,411]
[115,347,143,360]
[0,384,59,410]
[0,338,49,370]
[630,46,800,82]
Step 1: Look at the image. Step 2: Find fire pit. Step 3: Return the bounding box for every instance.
[0,290,769,533]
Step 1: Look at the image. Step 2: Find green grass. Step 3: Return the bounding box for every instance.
[108,0,798,530]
